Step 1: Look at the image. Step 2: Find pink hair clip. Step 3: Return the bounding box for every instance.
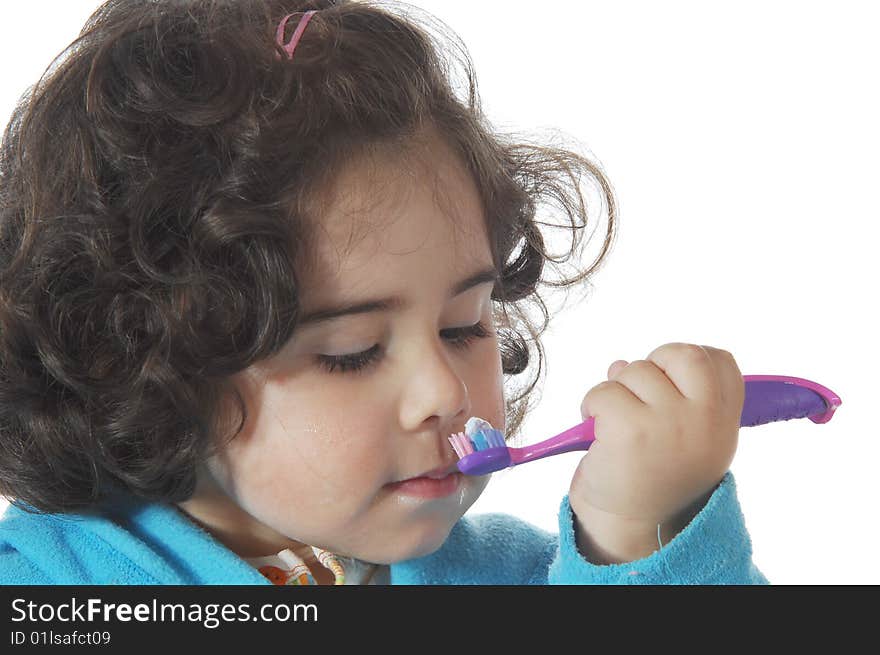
[275,10,318,60]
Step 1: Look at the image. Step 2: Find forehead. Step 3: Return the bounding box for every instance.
[300,134,490,288]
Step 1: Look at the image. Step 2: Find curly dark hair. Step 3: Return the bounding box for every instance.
[0,0,617,514]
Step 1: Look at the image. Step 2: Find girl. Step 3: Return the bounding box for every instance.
[0,0,764,584]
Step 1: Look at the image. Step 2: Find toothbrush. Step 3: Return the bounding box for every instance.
[448,374,842,476]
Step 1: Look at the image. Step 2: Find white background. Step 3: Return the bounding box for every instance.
[1,1,875,584]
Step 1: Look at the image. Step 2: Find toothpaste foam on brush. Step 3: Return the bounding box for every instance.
[448,417,507,463]
[464,417,494,439]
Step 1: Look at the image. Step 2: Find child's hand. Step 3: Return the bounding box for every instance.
[568,342,745,565]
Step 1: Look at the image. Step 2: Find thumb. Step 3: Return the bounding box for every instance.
[607,359,629,380]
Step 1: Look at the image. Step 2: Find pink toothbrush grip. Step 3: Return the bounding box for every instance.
[509,417,595,466]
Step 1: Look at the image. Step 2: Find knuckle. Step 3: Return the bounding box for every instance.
[586,379,617,398]
[679,343,707,360]
[581,380,617,413]
[649,342,675,358]
[722,349,742,371]
[626,359,652,373]
[650,342,703,362]
[709,346,735,362]
[708,347,742,376]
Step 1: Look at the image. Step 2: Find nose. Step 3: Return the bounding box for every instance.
[398,333,470,434]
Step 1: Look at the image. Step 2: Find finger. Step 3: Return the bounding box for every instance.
[581,378,645,425]
[646,342,719,403]
[610,358,684,406]
[701,346,745,413]
[607,359,628,379]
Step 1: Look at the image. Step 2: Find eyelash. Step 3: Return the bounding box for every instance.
[316,321,491,375]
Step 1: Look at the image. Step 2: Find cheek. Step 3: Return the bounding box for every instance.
[465,335,507,432]
[261,378,383,467]
[289,413,392,487]
[214,388,392,507]
[210,428,390,525]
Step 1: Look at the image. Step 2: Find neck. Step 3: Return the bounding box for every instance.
[176,473,305,559]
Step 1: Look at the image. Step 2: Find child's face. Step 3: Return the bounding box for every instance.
[187,135,504,564]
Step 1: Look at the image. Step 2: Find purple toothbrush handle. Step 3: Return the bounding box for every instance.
[740,375,841,426]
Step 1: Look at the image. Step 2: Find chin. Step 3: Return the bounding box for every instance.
[368,513,462,565]
[384,532,451,565]
[367,478,488,565]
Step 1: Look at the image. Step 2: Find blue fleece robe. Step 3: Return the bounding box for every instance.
[0,471,767,584]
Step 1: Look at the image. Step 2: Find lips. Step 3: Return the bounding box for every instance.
[391,461,458,484]
[422,464,458,479]
[385,470,463,499]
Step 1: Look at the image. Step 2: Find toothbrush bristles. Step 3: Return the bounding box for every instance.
[447,434,461,459]
[447,432,473,459]
[448,429,506,460]
[486,429,505,449]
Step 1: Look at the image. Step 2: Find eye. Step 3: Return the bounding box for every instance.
[316,321,491,375]
[316,344,382,376]
[441,320,491,350]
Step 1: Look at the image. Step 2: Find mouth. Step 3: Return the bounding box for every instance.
[385,467,464,499]
[423,462,461,478]
[393,462,459,484]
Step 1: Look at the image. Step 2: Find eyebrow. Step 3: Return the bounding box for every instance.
[297,266,500,326]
